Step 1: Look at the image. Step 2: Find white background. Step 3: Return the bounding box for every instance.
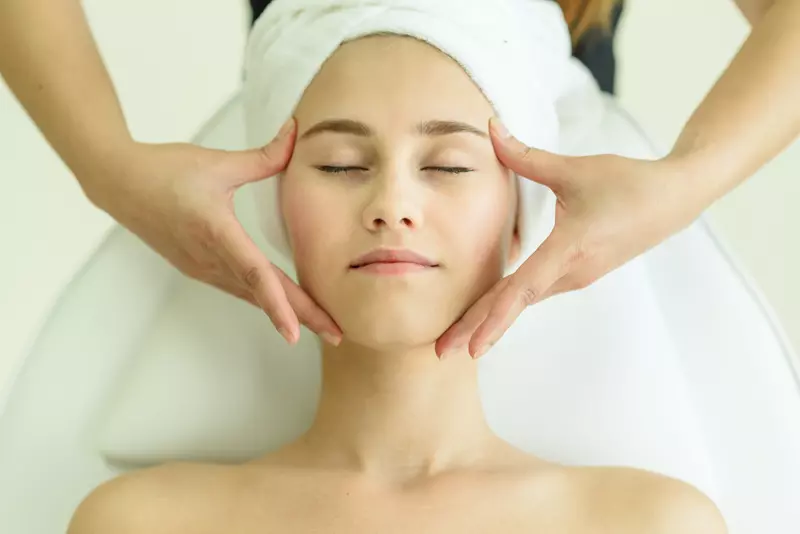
[1,0,798,395]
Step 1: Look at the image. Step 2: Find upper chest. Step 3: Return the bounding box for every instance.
[204,468,593,534]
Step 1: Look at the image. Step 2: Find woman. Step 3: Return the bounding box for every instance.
[65,4,727,530]
[1,0,797,352]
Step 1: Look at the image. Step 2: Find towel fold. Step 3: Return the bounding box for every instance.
[243,0,575,270]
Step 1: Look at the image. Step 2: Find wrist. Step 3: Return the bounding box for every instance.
[660,142,736,213]
[651,153,716,227]
[73,137,142,208]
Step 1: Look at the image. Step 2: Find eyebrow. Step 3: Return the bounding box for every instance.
[300,119,372,139]
[298,119,488,141]
[417,120,488,138]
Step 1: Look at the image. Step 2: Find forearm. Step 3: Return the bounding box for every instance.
[668,0,800,207]
[0,0,133,182]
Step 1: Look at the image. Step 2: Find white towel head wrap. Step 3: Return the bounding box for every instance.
[243,0,572,272]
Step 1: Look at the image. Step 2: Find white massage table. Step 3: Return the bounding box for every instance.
[1,93,798,534]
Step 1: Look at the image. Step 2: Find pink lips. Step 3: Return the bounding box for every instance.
[350,248,438,275]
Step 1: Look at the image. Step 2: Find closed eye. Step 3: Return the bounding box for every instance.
[315,166,474,175]
[316,165,368,174]
[423,167,474,174]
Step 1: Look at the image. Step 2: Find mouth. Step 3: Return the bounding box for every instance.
[350,248,439,275]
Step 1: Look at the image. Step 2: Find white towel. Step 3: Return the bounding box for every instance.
[243,0,574,271]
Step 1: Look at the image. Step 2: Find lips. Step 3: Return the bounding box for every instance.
[350,248,438,269]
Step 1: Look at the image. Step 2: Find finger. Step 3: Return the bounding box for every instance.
[225,117,297,186]
[466,279,529,359]
[469,230,573,358]
[180,257,261,308]
[538,272,579,301]
[541,262,606,300]
[434,277,511,358]
[537,277,564,302]
[210,263,262,308]
[208,275,260,308]
[215,213,300,343]
[231,288,260,308]
[489,117,568,192]
[273,268,343,345]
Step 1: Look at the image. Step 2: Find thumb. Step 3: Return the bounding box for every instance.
[227,118,297,186]
[488,117,567,191]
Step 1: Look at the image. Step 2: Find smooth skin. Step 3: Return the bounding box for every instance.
[66,460,726,534]
[0,1,798,346]
[66,33,728,534]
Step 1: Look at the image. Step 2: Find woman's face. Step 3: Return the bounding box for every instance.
[282,35,519,349]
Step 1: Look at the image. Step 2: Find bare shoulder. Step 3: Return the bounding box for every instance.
[67,462,242,534]
[573,465,728,534]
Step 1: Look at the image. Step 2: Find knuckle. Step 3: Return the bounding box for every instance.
[519,285,539,307]
[568,237,592,267]
[202,220,223,245]
[568,246,586,268]
[241,265,262,289]
[519,145,535,163]
[258,142,280,166]
[187,218,219,251]
[257,144,273,162]
[198,234,216,253]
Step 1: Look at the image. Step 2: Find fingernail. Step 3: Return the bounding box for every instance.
[278,327,295,345]
[472,344,491,359]
[490,117,510,138]
[321,332,341,347]
[277,118,294,138]
[437,343,459,360]
[442,348,459,360]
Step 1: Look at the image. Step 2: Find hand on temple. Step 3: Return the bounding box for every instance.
[435,117,705,359]
[82,118,342,346]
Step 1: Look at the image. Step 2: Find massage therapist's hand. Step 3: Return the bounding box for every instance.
[436,118,705,359]
[81,119,342,346]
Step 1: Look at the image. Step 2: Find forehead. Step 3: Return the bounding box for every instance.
[293,35,495,129]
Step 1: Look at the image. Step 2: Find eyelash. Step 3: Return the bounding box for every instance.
[316,166,474,175]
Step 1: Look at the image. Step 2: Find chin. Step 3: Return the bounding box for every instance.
[303,271,498,350]
[336,302,454,350]
[346,331,434,351]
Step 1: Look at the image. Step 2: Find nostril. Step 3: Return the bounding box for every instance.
[368,217,413,229]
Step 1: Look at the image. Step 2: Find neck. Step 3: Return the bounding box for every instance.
[296,339,500,482]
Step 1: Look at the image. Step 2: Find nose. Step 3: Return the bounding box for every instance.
[361,169,424,232]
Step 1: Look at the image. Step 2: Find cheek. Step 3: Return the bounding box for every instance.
[440,177,516,268]
[280,174,335,268]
